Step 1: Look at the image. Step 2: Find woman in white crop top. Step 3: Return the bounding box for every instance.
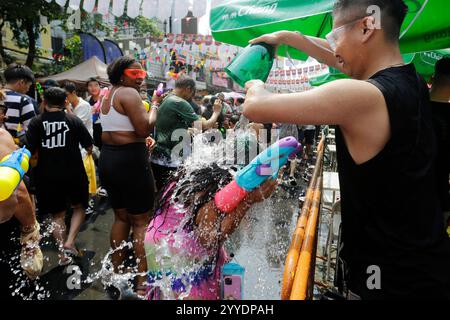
[98,57,157,297]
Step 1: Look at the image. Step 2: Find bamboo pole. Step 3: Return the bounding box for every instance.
[290,175,322,300]
[280,136,325,299]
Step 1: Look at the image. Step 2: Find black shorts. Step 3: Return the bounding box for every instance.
[304,129,315,145]
[93,123,103,149]
[99,143,155,214]
[35,175,89,215]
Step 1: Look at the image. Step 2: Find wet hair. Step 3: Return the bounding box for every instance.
[175,76,196,90]
[4,63,35,83]
[62,81,77,94]
[435,57,450,80]
[236,98,245,104]
[107,56,137,85]
[333,0,408,42]
[44,87,67,109]
[155,163,233,233]
[86,77,100,86]
[230,115,240,125]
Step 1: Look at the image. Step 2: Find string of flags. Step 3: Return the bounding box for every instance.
[125,34,241,78]
[47,0,208,20]
[265,64,329,92]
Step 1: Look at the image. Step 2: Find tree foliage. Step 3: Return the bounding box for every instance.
[0,0,69,67]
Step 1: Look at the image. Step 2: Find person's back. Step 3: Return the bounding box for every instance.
[26,91,92,183]
[153,94,198,165]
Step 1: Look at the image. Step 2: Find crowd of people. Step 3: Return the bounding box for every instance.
[0,55,314,300]
[0,0,449,301]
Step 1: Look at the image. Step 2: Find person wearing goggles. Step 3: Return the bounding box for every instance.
[243,0,450,300]
[99,57,157,298]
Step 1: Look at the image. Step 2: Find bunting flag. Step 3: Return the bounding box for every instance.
[83,0,96,12]
[97,0,110,15]
[68,0,80,10]
[51,0,208,20]
[56,0,67,6]
[127,0,141,18]
[112,0,125,17]
[143,0,159,19]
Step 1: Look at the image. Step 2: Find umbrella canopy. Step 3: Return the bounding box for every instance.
[38,56,109,88]
[404,49,450,81]
[210,0,450,60]
[310,49,450,86]
[309,67,348,86]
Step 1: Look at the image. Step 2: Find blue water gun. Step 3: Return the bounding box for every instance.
[215,136,301,213]
[0,147,31,201]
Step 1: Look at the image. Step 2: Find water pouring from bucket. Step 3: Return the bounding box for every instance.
[225,42,275,88]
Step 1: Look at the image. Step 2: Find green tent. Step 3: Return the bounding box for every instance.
[211,0,450,60]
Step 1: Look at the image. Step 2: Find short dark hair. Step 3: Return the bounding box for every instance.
[175,76,196,90]
[44,87,67,108]
[333,0,408,42]
[107,56,137,85]
[435,57,450,79]
[230,115,240,125]
[236,97,245,104]
[86,77,100,86]
[4,63,35,83]
[62,81,77,93]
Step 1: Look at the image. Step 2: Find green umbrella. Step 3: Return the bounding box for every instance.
[211,0,450,60]
[405,49,450,81]
[310,49,450,86]
[309,67,348,86]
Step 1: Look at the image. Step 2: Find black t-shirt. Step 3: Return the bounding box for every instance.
[431,101,450,212]
[335,64,450,299]
[25,111,93,183]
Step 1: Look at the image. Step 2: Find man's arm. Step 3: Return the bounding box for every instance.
[243,79,382,126]
[250,31,344,73]
[243,79,390,164]
[0,129,35,227]
[196,99,222,130]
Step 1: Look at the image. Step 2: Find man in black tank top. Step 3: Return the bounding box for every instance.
[242,0,450,299]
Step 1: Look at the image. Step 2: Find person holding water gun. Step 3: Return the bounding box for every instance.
[144,137,300,300]
[0,128,43,299]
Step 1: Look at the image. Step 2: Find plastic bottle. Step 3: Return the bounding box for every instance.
[0,147,31,201]
[225,42,275,88]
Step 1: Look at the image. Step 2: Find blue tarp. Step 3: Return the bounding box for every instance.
[103,39,123,64]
